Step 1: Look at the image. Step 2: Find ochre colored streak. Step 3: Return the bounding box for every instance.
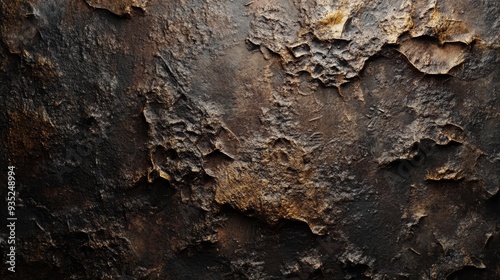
[317,11,345,27]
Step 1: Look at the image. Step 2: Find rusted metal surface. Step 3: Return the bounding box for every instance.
[1,0,499,279]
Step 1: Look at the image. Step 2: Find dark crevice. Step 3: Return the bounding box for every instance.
[446,266,487,280]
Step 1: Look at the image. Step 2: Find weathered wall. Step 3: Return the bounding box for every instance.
[1,0,499,279]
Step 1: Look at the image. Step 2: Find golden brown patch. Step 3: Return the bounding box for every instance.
[317,11,345,28]
[8,106,55,170]
[212,138,328,234]
[0,0,40,53]
[22,51,61,80]
[429,9,474,44]
[426,166,463,181]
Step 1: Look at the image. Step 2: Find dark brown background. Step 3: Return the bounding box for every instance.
[1,0,499,279]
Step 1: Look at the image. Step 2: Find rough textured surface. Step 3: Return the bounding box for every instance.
[1,0,499,279]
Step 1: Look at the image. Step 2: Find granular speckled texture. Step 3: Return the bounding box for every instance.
[1,0,499,279]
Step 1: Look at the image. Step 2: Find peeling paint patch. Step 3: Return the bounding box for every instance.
[398,37,467,75]
[212,137,329,235]
[247,0,497,89]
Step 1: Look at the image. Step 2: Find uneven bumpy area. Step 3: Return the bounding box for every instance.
[1,0,499,279]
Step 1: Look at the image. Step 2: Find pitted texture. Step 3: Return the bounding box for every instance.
[1,0,499,279]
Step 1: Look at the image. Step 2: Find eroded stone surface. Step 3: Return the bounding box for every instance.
[247,0,498,87]
[1,0,499,279]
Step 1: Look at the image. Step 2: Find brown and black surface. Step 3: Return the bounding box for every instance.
[1,0,499,279]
